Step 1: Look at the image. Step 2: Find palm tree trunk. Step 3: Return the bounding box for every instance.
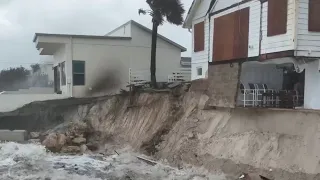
[150,20,158,88]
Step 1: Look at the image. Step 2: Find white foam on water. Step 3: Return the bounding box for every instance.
[0,142,225,180]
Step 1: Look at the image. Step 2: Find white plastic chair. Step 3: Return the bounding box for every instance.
[240,82,255,107]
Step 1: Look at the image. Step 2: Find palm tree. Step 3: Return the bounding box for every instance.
[139,0,185,88]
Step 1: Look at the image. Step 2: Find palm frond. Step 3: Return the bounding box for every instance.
[138,8,147,15]
[146,0,185,25]
[163,0,185,25]
[150,10,164,25]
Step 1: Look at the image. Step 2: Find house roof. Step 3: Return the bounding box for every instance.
[33,33,131,42]
[183,0,216,29]
[106,20,187,52]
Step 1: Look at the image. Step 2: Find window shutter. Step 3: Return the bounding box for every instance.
[194,22,205,52]
[267,0,288,36]
[213,13,236,61]
[213,8,249,62]
[233,8,250,59]
[309,0,320,32]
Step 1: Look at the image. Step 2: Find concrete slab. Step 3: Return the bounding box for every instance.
[0,130,27,142]
[0,94,68,112]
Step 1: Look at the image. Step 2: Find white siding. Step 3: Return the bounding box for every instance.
[261,0,295,54]
[191,18,209,65]
[190,0,211,80]
[193,0,212,20]
[191,61,208,80]
[296,0,320,57]
[211,0,242,12]
[107,23,132,37]
[191,17,210,80]
[211,0,261,58]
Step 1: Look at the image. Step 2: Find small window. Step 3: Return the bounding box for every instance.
[197,67,203,76]
[72,61,85,86]
[194,21,205,52]
[61,62,66,85]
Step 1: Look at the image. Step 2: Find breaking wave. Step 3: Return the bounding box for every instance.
[0,142,225,180]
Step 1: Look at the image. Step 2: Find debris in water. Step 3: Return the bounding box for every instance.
[136,155,157,166]
[0,142,226,180]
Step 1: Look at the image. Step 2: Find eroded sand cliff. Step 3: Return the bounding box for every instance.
[2,83,320,179]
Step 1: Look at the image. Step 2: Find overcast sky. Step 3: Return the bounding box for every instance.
[0,0,192,70]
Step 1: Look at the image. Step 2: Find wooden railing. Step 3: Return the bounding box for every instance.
[129,68,191,86]
[129,68,150,86]
[167,68,191,83]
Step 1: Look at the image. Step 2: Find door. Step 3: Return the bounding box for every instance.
[53,66,61,93]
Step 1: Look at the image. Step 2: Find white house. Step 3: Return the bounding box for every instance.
[33,20,189,97]
[184,0,320,110]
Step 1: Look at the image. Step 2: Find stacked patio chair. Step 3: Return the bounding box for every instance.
[239,82,256,107]
[239,82,276,107]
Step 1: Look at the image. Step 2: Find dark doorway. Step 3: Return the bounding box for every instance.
[282,68,305,106]
[53,66,61,93]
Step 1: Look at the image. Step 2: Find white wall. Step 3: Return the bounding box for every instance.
[240,62,283,90]
[261,0,295,54]
[190,0,213,80]
[69,25,183,97]
[191,17,209,80]
[193,0,212,20]
[130,24,183,82]
[72,38,132,97]
[107,22,132,37]
[304,60,320,109]
[296,0,320,57]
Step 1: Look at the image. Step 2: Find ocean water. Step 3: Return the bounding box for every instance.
[0,142,225,180]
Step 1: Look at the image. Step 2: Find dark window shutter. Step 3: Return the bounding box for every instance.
[233,7,250,59]
[194,22,205,52]
[213,8,249,62]
[213,12,235,61]
[267,0,288,36]
[309,0,320,32]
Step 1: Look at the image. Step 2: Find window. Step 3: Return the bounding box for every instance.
[197,67,203,76]
[61,62,66,85]
[194,21,205,52]
[309,0,320,32]
[72,61,85,86]
[267,0,288,36]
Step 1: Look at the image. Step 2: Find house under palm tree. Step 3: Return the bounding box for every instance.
[33,20,190,97]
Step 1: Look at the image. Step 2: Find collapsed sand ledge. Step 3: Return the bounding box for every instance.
[1,84,320,179]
